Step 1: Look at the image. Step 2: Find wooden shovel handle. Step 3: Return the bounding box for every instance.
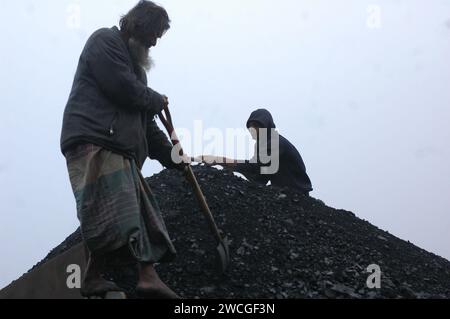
[158,108,223,243]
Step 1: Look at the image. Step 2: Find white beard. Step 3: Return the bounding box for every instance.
[128,38,154,71]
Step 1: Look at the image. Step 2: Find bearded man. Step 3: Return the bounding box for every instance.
[60,1,183,299]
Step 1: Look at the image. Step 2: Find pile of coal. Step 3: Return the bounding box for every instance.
[33,165,450,299]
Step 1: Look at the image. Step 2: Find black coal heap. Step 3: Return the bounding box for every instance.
[37,165,450,299]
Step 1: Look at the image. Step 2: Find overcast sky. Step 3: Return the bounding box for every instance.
[1,0,449,289]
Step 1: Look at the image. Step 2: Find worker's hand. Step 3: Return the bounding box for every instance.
[181,154,192,165]
[174,154,192,171]
[161,95,169,114]
[162,95,169,106]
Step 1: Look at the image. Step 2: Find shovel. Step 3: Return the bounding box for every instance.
[158,105,230,274]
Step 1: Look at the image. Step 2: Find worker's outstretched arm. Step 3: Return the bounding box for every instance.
[195,155,270,185]
[194,155,240,165]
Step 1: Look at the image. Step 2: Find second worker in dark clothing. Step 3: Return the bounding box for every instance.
[198,109,313,195]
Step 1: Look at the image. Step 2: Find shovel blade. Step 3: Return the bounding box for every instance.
[216,237,231,274]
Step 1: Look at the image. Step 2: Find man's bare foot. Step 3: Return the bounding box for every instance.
[81,276,122,298]
[81,254,122,298]
[136,263,180,299]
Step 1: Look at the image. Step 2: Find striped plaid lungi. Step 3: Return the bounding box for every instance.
[65,144,176,263]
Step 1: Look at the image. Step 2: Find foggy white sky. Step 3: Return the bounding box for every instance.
[1,0,449,289]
